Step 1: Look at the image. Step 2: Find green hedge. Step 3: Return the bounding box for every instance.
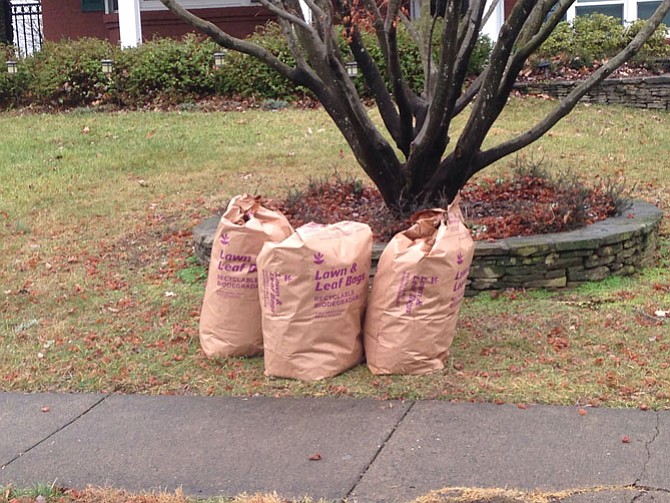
[6,13,667,110]
[115,34,219,106]
[0,23,493,109]
[216,22,490,99]
[536,13,670,68]
[0,35,221,109]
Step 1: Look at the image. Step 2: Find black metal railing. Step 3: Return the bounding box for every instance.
[10,0,42,56]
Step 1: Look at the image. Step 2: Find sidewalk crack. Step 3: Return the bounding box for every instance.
[344,400,416,502]
[634,411,661,485]
[1,394,109,470]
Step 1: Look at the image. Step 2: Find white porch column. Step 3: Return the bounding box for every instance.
[299,0,313,23]
[482,0,504,41]
[118,0,143,48]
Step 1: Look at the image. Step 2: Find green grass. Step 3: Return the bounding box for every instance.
[1,99,669,408]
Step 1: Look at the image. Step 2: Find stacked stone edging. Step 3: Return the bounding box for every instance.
[465,200,661,293]
[192,200,662,295]
[514,75,670,110]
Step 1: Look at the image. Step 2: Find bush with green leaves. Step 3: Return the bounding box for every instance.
[624,19,670,61]
[18,37,116,108]
[218,23,303,99]
[573,13,626,59]
[0,22,490,108]
[115,34,219,106]
[221,22,490,100]
[537,13,669,66]
[0,44,23,108]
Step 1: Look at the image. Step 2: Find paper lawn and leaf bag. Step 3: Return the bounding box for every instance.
[364,199,475,375]
[199,194,293,358]
[257,222,372,381]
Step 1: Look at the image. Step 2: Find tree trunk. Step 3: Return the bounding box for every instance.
[158,0,670,216]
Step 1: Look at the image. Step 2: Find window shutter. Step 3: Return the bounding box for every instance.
[81,0,105,12]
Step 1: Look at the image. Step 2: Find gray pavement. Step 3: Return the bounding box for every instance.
[2,392,670,502]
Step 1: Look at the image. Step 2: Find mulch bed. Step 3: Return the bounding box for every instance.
[267,175,619,242]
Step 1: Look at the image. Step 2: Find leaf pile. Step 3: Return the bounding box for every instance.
[460,173,618,240]
[270,174,619,242]
[518,60,664,84]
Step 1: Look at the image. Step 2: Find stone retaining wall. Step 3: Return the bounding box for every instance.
[464,201,661,294]
[514,75,670,110]
[193,201,662,295]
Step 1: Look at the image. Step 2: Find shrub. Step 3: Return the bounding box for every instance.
[573,13,626,59]
[624,19,670,60]
[115,34,219,106]
[0,21,488,108]
[218,23,303,100]
[469,34,493,75]
[538,13,670,65]
[19,37,116,108]
[0,45,23,108]
[536,21,573,58]
[221,22,490,100]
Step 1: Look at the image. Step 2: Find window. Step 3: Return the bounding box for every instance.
[81,0,105,12]
[637,1,670,25]
[575,3,624,19]
[568,0,670,23]
[140,0,246,9]
[82,0,118,13]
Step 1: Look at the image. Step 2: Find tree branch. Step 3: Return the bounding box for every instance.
[450,0,539,155]
[481,0,500,27]
[158,0,302,82]
[453,0,486,87]
[384,0,403,32]
[348,28,405,150]
[478,0,670,169]
[265,0,312,29]
[399,9,421,46]
[412,0,461,147]
[508,0,573,77]
[452,72,484,116]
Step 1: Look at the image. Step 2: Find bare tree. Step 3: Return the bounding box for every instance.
[160,0,670,214]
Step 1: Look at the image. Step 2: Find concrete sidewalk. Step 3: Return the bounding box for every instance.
[1,392,669,502]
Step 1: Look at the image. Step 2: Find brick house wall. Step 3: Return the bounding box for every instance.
[42,0,274,44]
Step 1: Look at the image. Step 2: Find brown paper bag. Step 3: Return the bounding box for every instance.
[199,194,293,357]
[364,198,475,375]
[257,221,372,380]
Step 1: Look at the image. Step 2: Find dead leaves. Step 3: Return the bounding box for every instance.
[547,327,570,352]
[269,172,618,243]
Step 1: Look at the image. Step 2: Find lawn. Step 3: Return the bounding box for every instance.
[1,98,669,408]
